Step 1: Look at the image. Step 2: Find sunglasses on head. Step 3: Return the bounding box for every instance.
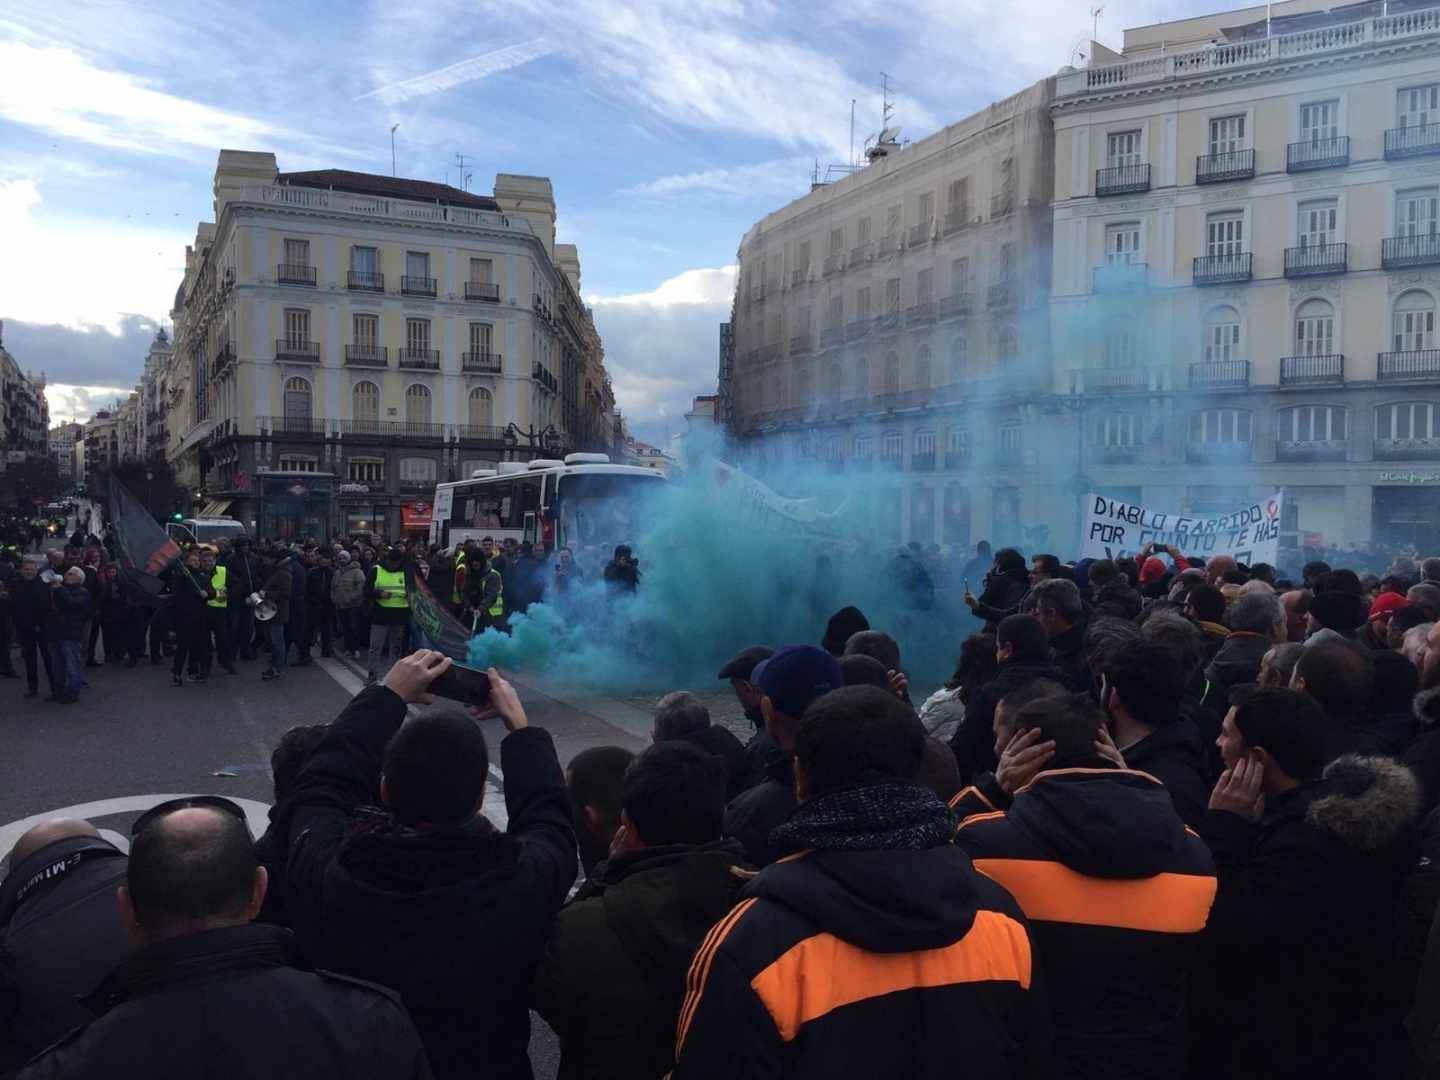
[130,796,252,840]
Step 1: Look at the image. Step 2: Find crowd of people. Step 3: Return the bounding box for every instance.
[8,518,1440,1078]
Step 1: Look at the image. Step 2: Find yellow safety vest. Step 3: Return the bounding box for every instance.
[452,550,466,605]
[375,566,409,609]
[485,569,504,617]
[207,565,228,608]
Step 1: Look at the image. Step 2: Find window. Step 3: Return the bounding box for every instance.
[468,387,493,427]
[1105,222,1142,265]
[405,384,432,425]
[950,337,967,380]
[1190,409,1252,444]
[951,257,970,296]
[406,251,430,278]
[400,458,437,487]
[797,239,811,274]
[1207,212,1244,256]
[1397,188,1438,237]
[857,217,871,245]
[469,257,493,283]
[827,361,843,399]
[883,352,900,395]
[881,432,903,461]
[1278,405,1347,443]
[947,429,970,457]
[1103,323,1137,368]
[468,322,493,354]
[885,204,901,240]
[347,457,385,483]
[406,318,430,351]
[1107,130,1141,168]
[283,377,311,420]
[1300,101,1339,144]
[885,278,901,314]
[353,314,378,348]
[914,431,936,458]
[829,227,844,255]
[824,434,844,462]
[1209,115,1248,155]
[350,246,377,273]
[1394,290,1436,351]
[284,238,310,265]
[918,191,934,225]
[1097,413,1139,447]
[352,380,379,422]
[915,345,932,389]
[1204,306,1242,363]
[278,454,317,472]
[996,243,1015,281]
[948,178,969,216]
[828,295,843,328]
[916,268,934,304]
[857,286,871,319]
[1398,84,1439,128]
[1294,299,1335,355]
[998,327,1017,362]
[1376,402,1438,440]
[1298,199,1338,248]
[283,308,309,346]
[855,434,875,459]
[997,424,1022,450]
[855,357,870,396]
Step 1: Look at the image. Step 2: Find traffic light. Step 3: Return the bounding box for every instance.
[172,512,183,521]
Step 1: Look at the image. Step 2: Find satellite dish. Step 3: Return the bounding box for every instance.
[879,126,901,144]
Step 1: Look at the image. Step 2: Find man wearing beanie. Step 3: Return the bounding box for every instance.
[723,645,842,867]
[717,645,776,783]
[1361,591,1408,651]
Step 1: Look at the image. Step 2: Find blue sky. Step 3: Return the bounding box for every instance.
[0,0,1193,441]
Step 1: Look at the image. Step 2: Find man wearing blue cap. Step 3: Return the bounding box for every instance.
[722,644,842,867]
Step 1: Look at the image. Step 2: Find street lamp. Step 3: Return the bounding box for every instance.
[145,469,154,515]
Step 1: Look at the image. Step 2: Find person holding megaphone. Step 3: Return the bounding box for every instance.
[254,554,293,682]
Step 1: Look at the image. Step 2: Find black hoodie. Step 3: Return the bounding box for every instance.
[955,765,1216,1080]
[671,834,1050,1079]
[1120,717,1214,829]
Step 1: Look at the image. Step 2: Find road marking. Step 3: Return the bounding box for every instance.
[0,794,274,856]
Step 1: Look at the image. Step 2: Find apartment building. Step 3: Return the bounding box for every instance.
[167,151,617,539]
[0,324,50,468]
[49,422,83,483]
[728,78,1057,547]
[84,410,119,484]
[141,327,171,461]
[1051,0,1440,549]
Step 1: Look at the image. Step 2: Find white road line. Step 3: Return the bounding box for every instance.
[0,795,275,854]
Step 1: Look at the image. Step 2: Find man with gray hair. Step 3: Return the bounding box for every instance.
[1204,590,1284,705]
[652,691,752,799]
[1409,583,1440,621]
[1032,577,1088,689]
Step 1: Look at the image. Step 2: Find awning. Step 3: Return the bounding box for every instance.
[198,499,233,517]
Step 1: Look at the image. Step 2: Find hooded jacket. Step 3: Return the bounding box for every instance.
[331,562,366,609]
[722,755,796,868]
[672,799,1050,1079]
[971,567,1030,628]
[1119,718,1213,829]
[277,686,577,1080]
[950,657,1065,785]
[225,550,260,604]
[955,765,1216,1080]
[1193,754,1421,1080]
[531,839,750,1080]
[14,924,431,1080]
[1202,631,1270,703]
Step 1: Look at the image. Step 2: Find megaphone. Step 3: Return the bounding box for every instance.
[253,599,278,622]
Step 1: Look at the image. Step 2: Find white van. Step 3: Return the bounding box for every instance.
[165,517,249,547]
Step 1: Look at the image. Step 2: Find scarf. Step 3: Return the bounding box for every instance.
[770,781,956,854]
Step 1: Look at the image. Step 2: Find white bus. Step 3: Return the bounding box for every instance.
[429,453,664,556]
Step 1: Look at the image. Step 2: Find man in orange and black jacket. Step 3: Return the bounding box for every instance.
[954,691,1215,1080]
[672,686,1051,1080]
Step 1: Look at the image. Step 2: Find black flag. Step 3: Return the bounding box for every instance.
[105,475,181,605]
[406,566,474,661]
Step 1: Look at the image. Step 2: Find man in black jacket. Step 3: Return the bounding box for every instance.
[1203,589,1284,705]
[1194,687,1420,1080]
[0,820,130,1071]
[652,691,754,799]
[276,650,577,1080]
[949,614,1063,784]
[533,741,749,1080]
[226,537,261,660]
[9,559,56,699]
[15,801,429,1079]
[717,645,776,781]
[305,550,336,659]
[1031,577,1090,690]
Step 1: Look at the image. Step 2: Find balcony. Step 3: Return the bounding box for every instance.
[1375,436,1440,461]
[464,281,500,302]
[906,301,935,327]
[1193,252,1253,285]
[1187,440,1252,465]
[1385,122,1440,160]
[818,327,843,349]
[911,452,936,472]
[1382,233,1440,270]
[462,351,503,373]
[276,263,317,287]
[845,318,873,341]
[1075,366,1160,392]
[944,449,972,469]
[993,446,1023,467]
[1378,349,1440,382]
[1278,439,1348,463]
[1096,163,1151,196]
[875,311,901,332]
[1094,444,1144,465]
[848,243,873,264]
[344,345,389,368]
[1091,261,1148,292]
[943,207,970,235]
[275,338,321,363]
[399,479,436,493]
[401,275,437,298]
[990,193,1013,219]
[266,415,327,438]
[1189,360,1249,389]
[533,364,559,393]
[1196,148,1255,184]
[397,347,440,370]
[939,294,972,320]
[1284,242,1347,277]
[1279,353,1344,386]
[823,253,843,276]
[908,220,933,246]
[347,270,384,292]
[791,267,809,287]
[1287,136,1350,172]
[454,425,506,442]
[987,280,1014,308]
[211,343,235,375]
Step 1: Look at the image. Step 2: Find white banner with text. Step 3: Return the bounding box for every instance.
[1080,491,1284,566]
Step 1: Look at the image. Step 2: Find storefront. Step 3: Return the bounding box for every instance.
[256,471,336,542]
[1374,477,1440,551]
[401,501,433,539]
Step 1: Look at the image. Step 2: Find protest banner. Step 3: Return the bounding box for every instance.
[406,565,474,660]
[1080,490,1284,565]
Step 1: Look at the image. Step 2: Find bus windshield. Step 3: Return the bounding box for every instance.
[557,473,658,554]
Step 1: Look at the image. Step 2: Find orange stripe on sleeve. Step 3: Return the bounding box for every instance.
[949,785,997,812]
[971,858,1216,933]
[675,897,758,1055]
[954,809,1007,831]
[749,909,1032,1043]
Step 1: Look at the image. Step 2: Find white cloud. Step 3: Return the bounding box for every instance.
[0,40,295,159]
[356,39,556,105]
[45,384,136,425]
[589,266,737,308]
[621,158,809,201]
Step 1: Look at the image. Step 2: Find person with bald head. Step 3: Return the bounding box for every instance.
[42,565,91,704]
[15,802,430,1080]
[1206,554,1239,586]
[0,819,129,1069]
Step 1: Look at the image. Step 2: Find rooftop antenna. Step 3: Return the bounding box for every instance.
[880,71,895,133]
[1090,4,1104,39]
[454,152,471,191]
[849,98,856,168]
[390,123,399,177]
